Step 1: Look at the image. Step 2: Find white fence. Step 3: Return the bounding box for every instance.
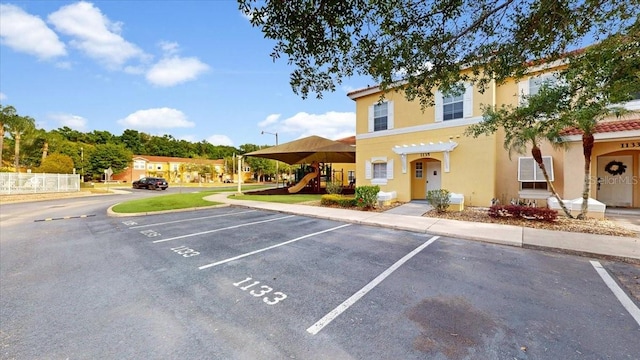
[0,173,81,194]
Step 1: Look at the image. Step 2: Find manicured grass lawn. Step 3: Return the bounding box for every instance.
[111,190,222,213]
[110,186,320,213]
[231,194,323,204]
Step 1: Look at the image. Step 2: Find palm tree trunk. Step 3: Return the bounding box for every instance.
[531,145,573,218]
[579,133,595,219]
[42,141,49,161]
[13,133,20,173]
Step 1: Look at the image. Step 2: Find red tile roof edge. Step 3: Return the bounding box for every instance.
[560,119,640,136]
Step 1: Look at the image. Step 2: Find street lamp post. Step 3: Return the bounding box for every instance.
[261,130,279,187]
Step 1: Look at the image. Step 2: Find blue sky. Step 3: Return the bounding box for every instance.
[0,1,370,147]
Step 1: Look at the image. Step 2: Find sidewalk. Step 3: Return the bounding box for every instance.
[204,193,640,264]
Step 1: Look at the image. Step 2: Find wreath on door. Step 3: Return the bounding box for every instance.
[604,160,626,176]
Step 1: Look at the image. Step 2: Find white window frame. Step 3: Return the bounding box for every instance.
[365,157,394,185]
[373,163,387,179]
[415,162,423,178]
[435,83,473,122]
[368,100,394,132]
[442,93,464,121]
[518,156,554,182]
[133,160,145,170]
[518,73,559,103]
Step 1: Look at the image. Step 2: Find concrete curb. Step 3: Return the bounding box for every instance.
[106,203,230,217]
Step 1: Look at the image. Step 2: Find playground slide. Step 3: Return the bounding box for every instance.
[288,167,319,193]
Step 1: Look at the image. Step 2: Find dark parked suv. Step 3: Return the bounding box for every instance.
[132,177,169,190]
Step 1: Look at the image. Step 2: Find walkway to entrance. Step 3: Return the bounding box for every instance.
[384,200,433,216]
[606,208,640,235]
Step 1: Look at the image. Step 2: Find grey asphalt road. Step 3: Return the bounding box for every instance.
[1,193,639,360]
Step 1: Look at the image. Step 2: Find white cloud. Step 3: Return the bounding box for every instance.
[259,111,355,140]
[48,1,147,69]
[117,108,195,129]
[159,41,180,56]
[0,92,6,101]
[146,56,209,87]
[206,135,234,146]
[50,113,88,131]
[258,113,281,127]
[0,4,67,60]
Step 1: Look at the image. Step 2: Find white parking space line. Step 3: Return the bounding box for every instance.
[129,210,256,229]
[306,235,440,335]
[198,224,352,270]
[152,215,295,244]
[590,261,640,326]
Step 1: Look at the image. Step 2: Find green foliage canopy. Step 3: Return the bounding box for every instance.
[88,143,133,177]
[37,153,75,174]
[239,0,639,108]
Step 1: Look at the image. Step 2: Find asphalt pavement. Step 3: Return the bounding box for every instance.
[198,192,640,264]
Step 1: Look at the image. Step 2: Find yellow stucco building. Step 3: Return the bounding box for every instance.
[348,64,640,209]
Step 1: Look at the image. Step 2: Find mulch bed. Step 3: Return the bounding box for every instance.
[423,207,638,238]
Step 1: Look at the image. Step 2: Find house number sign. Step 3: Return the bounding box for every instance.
[620,142,640,148]
[420,153,431,157]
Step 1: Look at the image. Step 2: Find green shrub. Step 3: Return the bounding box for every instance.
[321,194,342,206]
[325,181,343,194]
[355,185,380,209]
[321,194,357,208]
[337,197,357,207]
[426,189,451,213]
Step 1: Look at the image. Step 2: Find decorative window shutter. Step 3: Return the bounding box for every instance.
[368,105,374,132]
[518,157,535,181]
[463,83,473,118]
[365,160,372,179]
[386,159,394,179]
[387,101,394,129]
[434,91,443,122]
[518,79,529,104]
[535,156,554,181]
[519,156,554,181]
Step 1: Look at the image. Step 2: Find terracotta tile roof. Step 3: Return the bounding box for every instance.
[347,85,380,98]
[336,135,356,146]
[561,119,640,136]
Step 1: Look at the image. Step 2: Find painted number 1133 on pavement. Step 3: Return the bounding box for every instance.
[233,277,287,305]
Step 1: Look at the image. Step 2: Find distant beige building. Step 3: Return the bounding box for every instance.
[113,155,251,183]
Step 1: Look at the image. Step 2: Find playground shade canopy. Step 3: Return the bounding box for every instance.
[244,135,356,165]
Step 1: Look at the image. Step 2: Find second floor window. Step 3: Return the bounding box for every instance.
[442,93,464,121]
[529,74,558,96]
[435,83,473,122]
[368,101,394,132]
[373,102,388,131]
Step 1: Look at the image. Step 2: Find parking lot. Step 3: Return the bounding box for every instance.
[1,202,639,359]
